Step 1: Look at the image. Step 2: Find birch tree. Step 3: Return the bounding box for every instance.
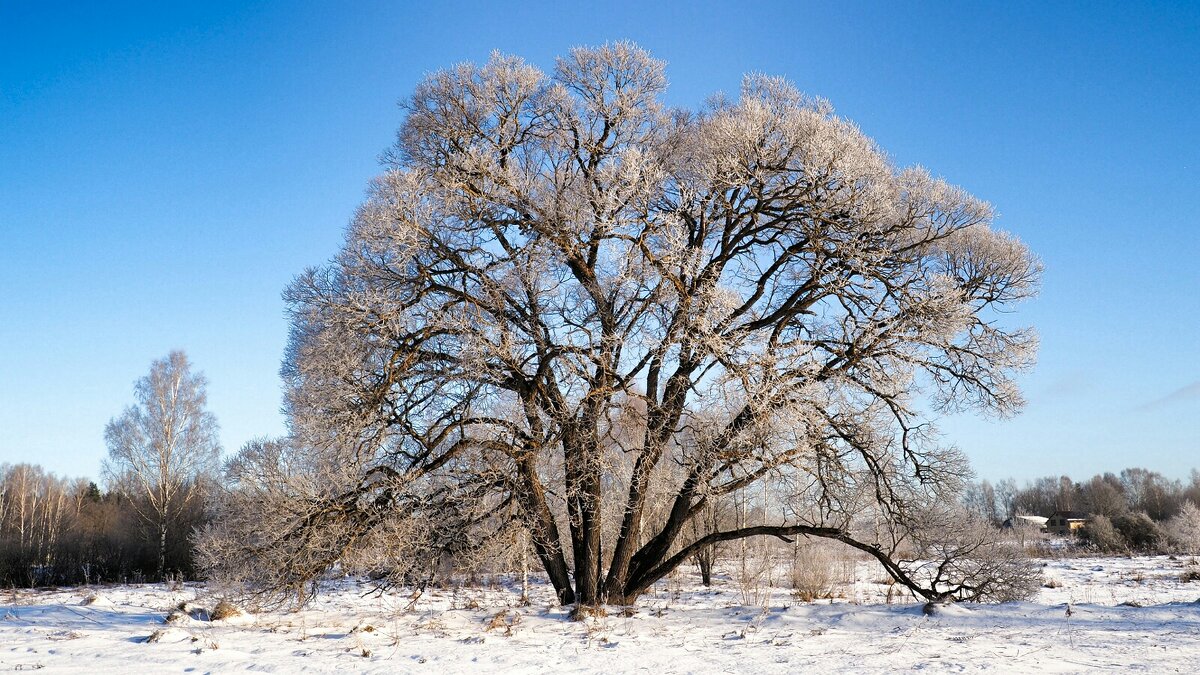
[212,43,1041,608]
[104,350,221,580]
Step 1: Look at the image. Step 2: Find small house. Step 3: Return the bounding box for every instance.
[1045,510,1090,536]
[1003,514,1048,529]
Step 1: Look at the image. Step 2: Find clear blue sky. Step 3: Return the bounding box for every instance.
[2,1,1197,485]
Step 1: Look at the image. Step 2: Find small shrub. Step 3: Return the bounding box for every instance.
[734,540,776,607]
[791,544,838,602]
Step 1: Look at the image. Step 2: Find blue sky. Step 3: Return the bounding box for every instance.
[2,1,1197,484]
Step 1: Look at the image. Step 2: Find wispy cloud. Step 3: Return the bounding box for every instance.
[1135,381,1200,412]
[1042,371,1093,398]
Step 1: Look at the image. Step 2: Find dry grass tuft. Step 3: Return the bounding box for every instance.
[211,599,245,621]
[484,609,521,636]
[568,604,607,621]
[163,609,189,624]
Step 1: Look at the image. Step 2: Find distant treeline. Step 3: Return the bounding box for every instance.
[964,468,1200,553]
[5,461,1200,588]
[0,463,209,587]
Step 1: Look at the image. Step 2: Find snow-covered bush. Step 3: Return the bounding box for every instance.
[1081,514,1126,553]
[1166,501,1200,555]
[1111,512,1166,553]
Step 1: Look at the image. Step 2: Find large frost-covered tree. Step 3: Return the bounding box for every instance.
[206,43,1040,607]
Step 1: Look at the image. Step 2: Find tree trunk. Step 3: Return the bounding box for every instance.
[520,530,529,605]
[563,422,604,607]
[697,550,713,586]
[157,517,167,582]
[570,468,603,605]
[514,458,574,604]
[603,364,697,599]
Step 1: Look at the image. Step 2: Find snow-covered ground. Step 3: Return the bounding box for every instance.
[3,555,1200,673]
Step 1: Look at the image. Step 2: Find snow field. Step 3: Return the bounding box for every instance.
[3,555,1199,673]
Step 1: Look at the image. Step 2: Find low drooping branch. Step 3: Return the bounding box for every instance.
[622,523,939,603]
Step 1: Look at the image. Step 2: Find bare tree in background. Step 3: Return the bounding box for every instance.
[687,494,732,587]
[963,480,1000,524]
[209,43,1040,608]
[0,464,71,585]
[105,350,221,581]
